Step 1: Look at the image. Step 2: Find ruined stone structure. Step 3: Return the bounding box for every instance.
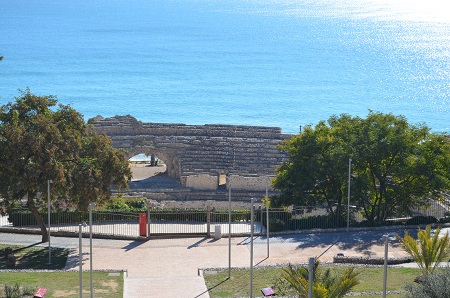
[90,115,293,200]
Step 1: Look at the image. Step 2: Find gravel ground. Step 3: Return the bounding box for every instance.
[155,199,255,210]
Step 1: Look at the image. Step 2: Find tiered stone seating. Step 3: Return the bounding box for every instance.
[92,115,292,193]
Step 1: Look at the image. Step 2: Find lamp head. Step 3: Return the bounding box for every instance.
[382,234,397,241]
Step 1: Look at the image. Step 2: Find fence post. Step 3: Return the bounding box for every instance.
[207,206,211,237]
[146,199,151,239]
[259,206,263,234]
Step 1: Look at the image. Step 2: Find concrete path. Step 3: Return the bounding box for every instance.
[1,229,413,297]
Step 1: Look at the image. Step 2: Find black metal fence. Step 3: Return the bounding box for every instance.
[6,209,141,238]
[2,200,449,239]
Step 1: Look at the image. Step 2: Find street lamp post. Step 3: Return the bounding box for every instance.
[47,180,52,265]
[249,198,256,298]
[382,234,395,298]
[308,257,314,298]
[89,203,96,298]
[79,222,87,298]
[228,178,232,279]
[265,176,270,258]
[347,159,352,231]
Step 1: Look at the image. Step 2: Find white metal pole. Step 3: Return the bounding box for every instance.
[228,179,232,279]
[147,199,151,239]
[250,198,255,298]
[47,180,52,265]
[347,159,352,231]
[383,235,388,298]
[89,203,96,298]
[266,176,269,258]
[308,257,314,298]
[79,224,83,298]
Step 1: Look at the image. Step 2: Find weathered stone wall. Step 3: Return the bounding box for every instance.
[185,174,218,190]
[228,175,273,192]
[90,115,292,191]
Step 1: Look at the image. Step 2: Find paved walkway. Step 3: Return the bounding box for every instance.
[1,229,412,297]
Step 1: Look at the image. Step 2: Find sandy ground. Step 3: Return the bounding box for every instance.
[130,164,166,181]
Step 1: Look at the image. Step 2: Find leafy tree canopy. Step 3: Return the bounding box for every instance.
[273,111,450,224]
[0,89,132,241]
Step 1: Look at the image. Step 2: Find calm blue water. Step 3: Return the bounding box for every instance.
[1,0,449,134]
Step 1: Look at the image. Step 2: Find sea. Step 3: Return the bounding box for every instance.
[0,0,449,134]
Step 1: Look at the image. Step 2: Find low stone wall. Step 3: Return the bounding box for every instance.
[185,174,218,190]
[228,174,274,191]
[333,255,412,265]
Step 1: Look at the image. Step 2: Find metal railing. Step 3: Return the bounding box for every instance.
[3,202,449,239]
[5,209,140,238]
[147,209,263,236]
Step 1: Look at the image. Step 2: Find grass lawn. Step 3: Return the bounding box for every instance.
[204,265,422,297]
[0,243,123,298]
[0,271,123,298]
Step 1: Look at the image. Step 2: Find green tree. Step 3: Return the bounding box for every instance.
[278,261,359,298]
[274,111,450,224]
[398,225,450,276]
[0,89,132,242]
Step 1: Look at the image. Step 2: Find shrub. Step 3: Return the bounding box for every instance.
[106,197,131,211]
[405,216,438,225]
[4,284,21,298]
[4,283,36,298]
[277,261,360,297]
[211,210,250,222]
[269,218,288,232]
[125,199,146,210]
[404,268,450,297]
[439,216,450,224]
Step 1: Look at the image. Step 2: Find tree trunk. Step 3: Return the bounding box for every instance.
[27,197,49,242]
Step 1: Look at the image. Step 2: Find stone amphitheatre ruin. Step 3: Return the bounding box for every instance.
[90,115,293,203]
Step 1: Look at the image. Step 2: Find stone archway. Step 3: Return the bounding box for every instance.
[127,149,180,181]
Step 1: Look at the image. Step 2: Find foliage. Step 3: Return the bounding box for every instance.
[404,268,450,298]
[105,197,147,211]
[274,111,450,225]
[278,260,360,298]
[3,283,35,298]
[105,197,132,210]
[261,196,271,208]
[398,225,450,276]
[405,216,438,225]
[4,283,21,298]
[124,198,147,210]
[0,90,132,242]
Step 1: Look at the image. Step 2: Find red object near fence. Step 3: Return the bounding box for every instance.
[139,213,147,237]
[34,288,47,298]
